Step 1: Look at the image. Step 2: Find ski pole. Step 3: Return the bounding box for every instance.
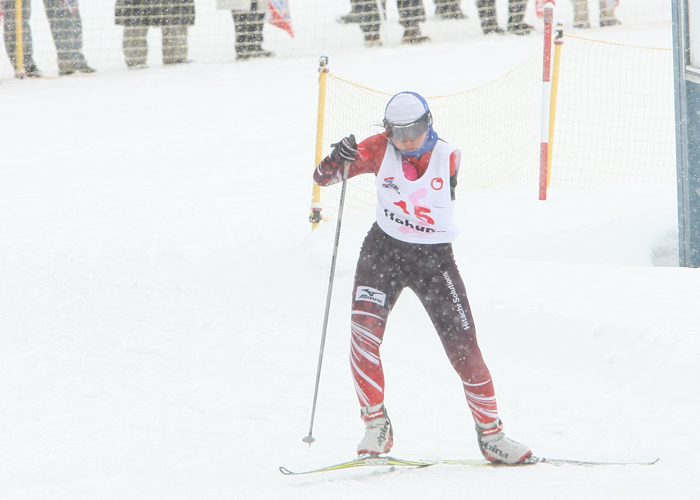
[303,160,352,445]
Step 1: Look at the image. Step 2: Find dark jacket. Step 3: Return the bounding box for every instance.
[115,0,195,26]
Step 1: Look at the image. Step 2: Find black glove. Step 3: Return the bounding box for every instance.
[330,135,357,162]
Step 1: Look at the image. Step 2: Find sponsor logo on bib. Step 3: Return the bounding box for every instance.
[382,177,401,194]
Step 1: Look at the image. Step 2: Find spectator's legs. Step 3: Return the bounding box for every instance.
[123,25,148,69]
[338,0,363,24]
[248,5,272,58]
[599,0,620,27]
[1,0,40,75]
[232,2,272,60]
[476,0,503,35]
[358,0,382,47]
[572,0,590,28]
[435,0,465,19]
[43,0,90,74]
[507,0,531,34]
[232,10,251,59]
[162,25,189,64]
[398,0,429,44]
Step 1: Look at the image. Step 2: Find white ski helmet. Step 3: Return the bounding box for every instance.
[383,91,433,142]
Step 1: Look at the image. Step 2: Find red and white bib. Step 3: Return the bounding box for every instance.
[375,141,458,244]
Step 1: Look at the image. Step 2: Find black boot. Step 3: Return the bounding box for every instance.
[364,32,382,47]
[401,25,430,44]
[19,63,42,78]
[477,0,505,34]
[59,60,96,75]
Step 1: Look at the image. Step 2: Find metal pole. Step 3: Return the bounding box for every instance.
[539,3,554,200]
[14,0,25,77]
[673,0,700,267]
[303,159,352,445]
[310,55,330,229]
[672,0,691,266]
[547,24,564,187]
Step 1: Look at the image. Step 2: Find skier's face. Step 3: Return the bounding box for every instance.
[392,131,427,153]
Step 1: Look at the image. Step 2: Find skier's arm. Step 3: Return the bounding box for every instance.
[450,149,461,201]
[313,133,388,187]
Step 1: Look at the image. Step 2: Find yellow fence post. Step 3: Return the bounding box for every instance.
[14,0,25,76]
[547,24,563,186]
[309,54,330,230]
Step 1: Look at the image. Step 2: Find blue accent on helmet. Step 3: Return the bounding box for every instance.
[400,126,438,158]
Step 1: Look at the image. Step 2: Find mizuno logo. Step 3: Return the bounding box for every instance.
[355,287,387,306]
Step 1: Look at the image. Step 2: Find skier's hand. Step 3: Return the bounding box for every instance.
[331,135,357,162]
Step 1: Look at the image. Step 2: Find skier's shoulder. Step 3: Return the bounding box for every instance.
[433,139,460,177]
[435,138,458,153]
[358,132,389,156]
[355,132,390,174]
[450,149,461,177]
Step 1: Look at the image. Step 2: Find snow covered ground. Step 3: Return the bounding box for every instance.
[1,18,698,500]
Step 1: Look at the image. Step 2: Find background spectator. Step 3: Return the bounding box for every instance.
[115,0,195,69]
[398,0,429,44]
[477,0,531,35]
[337,0,366,25]
[339,0,465,23]
[434,0,465,19]
[217,0,273,60]
[572,0,620,28]
[339,1,430,47]
[2,0,95,77]
[46,0,95,75]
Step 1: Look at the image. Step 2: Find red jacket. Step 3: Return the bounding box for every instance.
[314,132,461,199]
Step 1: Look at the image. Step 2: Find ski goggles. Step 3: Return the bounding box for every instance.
[384,112,432,142]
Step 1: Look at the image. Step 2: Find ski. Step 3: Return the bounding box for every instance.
[442,456,660,467]
[535,456,660,467]
[441,458,536,467]
[279,455,434,475]
[280,455,659,475]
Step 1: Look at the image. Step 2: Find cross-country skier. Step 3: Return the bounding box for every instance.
[313,91,532,464]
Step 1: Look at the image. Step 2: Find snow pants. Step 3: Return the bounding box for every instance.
[1,0,35,71]
[351,0,426,35]
[572,0,619,28]
[477,0,528,32]
[123,25,189,67]
[350,223,499,424]
[231,1,266,59]
[1,0,87,72]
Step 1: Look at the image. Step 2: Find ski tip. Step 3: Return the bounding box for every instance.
[532,456,661,466]
[279,466,296,475]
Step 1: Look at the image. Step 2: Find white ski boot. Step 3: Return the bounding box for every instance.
[476,418,532,464]
[357,403,393,456]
